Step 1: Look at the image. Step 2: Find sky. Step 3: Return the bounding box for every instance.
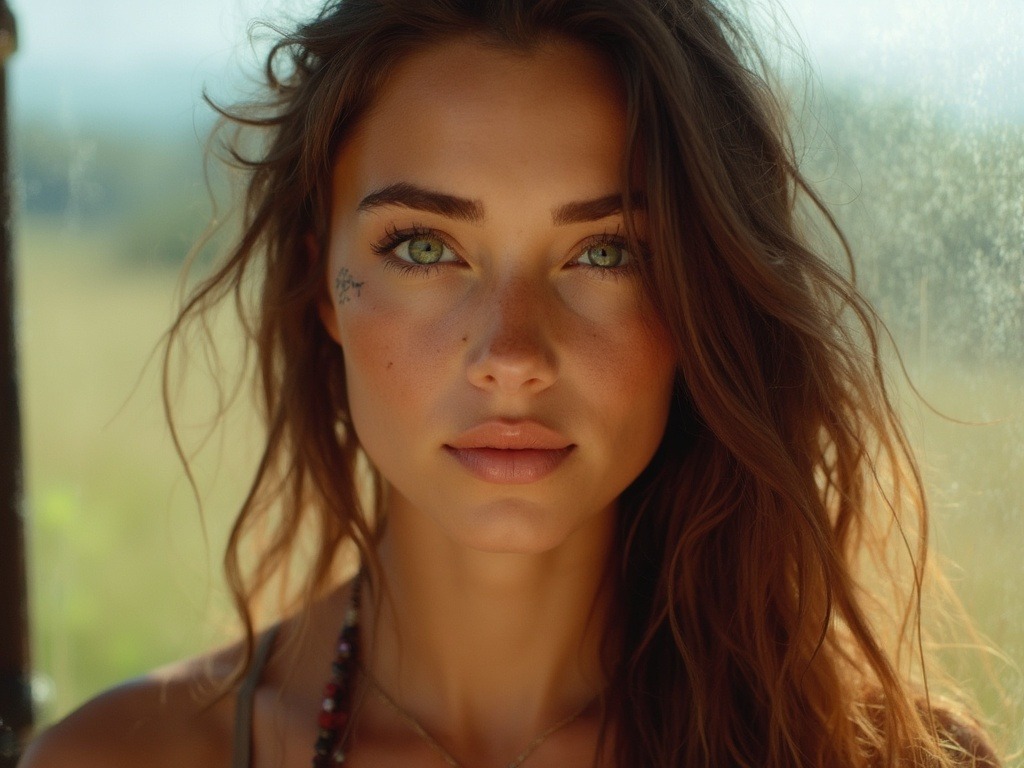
[7,0,1024,134]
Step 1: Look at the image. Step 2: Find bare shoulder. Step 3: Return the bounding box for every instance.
[20,584,352,768]
[930,702,1002,768]
[19,644,242,768]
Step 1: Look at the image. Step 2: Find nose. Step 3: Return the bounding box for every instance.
[464,275,559,395]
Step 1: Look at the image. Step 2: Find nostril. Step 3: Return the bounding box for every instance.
[463,293,559,392]
[465,344,558,393]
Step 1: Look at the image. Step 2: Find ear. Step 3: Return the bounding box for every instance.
[309,232,343,346]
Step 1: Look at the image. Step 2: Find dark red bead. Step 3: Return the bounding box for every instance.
[318,709,350,730]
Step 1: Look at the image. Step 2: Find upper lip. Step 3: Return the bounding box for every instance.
[446,419,573,451]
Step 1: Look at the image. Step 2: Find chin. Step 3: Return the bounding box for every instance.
[445,497,607,556]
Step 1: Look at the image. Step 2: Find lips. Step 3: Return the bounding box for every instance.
[444,420,575,484]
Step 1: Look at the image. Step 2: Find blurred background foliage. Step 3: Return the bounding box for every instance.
[16,121,225,267]
[10,1,1023,756]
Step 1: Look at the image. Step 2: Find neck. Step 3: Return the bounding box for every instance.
[362,489,617,748]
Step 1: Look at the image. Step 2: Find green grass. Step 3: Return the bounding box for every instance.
[15,220,1023,750]
[899,362,1024,740]
[18,221,254,722]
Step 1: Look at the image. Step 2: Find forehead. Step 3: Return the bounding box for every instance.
[374,34,624,117]
[333,36,629,210]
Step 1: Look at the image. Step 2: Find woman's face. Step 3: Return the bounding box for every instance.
[321,36,676,555]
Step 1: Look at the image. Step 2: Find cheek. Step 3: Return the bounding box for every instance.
[583,310,676,446]
[576,299,675,397]
[335,288,452,433]
[339,304,403,401]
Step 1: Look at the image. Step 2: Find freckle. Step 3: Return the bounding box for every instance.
[386,361,394,370]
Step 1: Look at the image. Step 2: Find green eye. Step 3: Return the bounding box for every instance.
[407,236,447,264]
[581,242,627,268]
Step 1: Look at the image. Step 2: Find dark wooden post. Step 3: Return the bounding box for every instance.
[0,4,27,766]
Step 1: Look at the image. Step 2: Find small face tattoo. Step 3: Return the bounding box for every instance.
[335,267,365,305]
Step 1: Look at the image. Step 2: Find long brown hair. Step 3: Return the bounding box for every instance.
[166,0,999,765]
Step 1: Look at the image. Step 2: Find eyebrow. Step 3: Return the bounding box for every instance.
[358,182,483,223]
[356,182,645,225]
[551,192,645,225]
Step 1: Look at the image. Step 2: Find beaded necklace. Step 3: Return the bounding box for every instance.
[312,577,361,767]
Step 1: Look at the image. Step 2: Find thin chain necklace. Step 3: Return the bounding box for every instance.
[362,663,595,768]
[311,573,597,767]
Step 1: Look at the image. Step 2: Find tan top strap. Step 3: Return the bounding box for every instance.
[232,626,280,768]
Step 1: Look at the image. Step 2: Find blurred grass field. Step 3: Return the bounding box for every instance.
[17,220,257,722]
[16,218,1023,746]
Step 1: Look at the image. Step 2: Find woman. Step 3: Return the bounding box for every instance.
[21,0,1000,766]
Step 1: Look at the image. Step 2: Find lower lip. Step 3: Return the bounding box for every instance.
[443,446,575,484]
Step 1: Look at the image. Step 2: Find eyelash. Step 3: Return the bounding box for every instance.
[369,224,642,280]
[370,224,459,278]
[577,232,640,280]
